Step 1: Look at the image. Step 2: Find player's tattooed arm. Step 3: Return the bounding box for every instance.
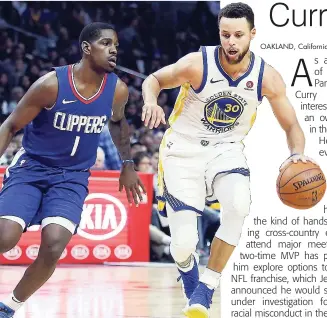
[109,78,146,206]
[262,64,315,168]
[110,79,131,161]
[0,72,57,158]
[141,52,202,128]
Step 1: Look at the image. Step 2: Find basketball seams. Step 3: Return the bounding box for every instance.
[278,168,322,189]
[279,180,326,195]
[277,162,326,209]
[277,162,293,188]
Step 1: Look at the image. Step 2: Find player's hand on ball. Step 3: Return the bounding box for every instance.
[119,165,146,207]
[280,153,318,171]
[142,104,166,129]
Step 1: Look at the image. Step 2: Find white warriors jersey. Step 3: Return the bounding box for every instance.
[168,45,265,143]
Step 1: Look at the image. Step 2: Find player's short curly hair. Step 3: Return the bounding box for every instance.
[218,2,255,30]
[79,22,115,49]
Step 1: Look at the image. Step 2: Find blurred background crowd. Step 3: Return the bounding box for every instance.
[0,1,221,263]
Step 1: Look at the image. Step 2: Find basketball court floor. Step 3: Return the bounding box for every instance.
[0,264,220,318]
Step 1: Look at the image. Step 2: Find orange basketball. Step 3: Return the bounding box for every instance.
[276,161,326,209]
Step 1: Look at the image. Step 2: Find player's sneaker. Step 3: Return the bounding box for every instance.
[0,303,15,317]
[177,253,199,312]
[184,282,214,318]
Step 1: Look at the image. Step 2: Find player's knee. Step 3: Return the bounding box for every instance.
[232,196,250,218]
[170,244,197,264]
[215,214,244,246]
[38,239,66,265]
[229,182,251,218]
[0,234,20,254]
[215,227,242,246]
[0,219,22,253]
[38,225,72,265]
[170,224,198,263]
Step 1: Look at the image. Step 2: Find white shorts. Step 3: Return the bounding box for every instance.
[0,216,76,234]
[157,129,249,214]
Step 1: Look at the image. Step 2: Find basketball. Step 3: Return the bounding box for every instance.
[277,161,326,209]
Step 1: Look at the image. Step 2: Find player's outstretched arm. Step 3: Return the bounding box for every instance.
[262,65,315,169]
[141,52,202,129]
[0,72,57,158]
[109,78,146,206]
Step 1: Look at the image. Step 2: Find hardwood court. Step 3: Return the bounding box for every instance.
[0,264,220,318]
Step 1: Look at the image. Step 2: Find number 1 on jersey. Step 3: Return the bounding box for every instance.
[71,136,80,156]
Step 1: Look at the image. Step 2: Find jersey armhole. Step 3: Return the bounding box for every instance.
[193,46,208,94]
[45,67,59,111]
[257,59,265,101]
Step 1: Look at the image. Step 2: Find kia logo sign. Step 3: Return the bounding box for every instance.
[26,245,40,260]
[3,246,22,260]
[78,193,127,241]
[93,244,111,260]
[114,245,132,260]
[71,245,89,260]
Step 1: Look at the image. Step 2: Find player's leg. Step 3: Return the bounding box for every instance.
[208,173,250,279]
[12,222,73,302]
[0,221,74,317]
[0,220,24,316]
[0,157,44,317]
[0,218,23,253]
[0,170,87,316]
[158,131,207,306]
[162,161,206,306]
[167,204,200,297]
[0,150,42,255]
[186,173,250,318]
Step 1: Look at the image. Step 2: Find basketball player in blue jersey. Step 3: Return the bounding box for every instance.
[141,3,315,318]
[0,22,145,317]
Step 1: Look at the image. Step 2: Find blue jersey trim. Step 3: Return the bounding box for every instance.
[257,59,265,101]
[214,46,255,87]
[193,46,208,94]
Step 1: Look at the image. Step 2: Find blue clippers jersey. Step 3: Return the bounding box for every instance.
[22,65,118,170]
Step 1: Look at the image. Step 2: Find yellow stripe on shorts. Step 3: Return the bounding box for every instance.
[168,83,190,126]
[157,128,172,212]
[250,112,257,128]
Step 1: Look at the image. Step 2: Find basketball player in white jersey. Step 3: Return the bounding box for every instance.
[142,3,313,318]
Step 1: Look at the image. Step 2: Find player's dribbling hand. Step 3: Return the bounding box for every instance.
[119,164,146,207]
[279,153,318,171]
[142,104,166,129]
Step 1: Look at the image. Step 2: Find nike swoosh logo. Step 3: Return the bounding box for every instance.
[210,79,224,84]
[62,99,77,104]
[12,297,22,304]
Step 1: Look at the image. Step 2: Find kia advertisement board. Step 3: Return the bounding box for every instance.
[0,169,153,264]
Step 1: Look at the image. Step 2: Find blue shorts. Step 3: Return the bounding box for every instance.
[0,150,90,231]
